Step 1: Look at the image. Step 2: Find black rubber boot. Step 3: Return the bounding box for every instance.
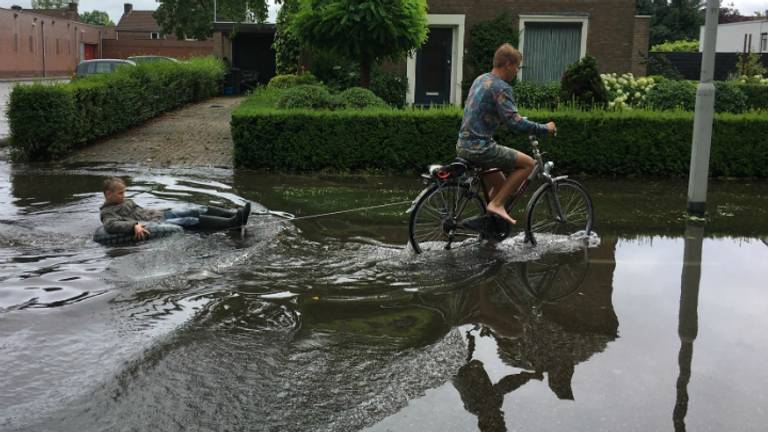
[241,202,251,226]
[195,214,242,231]
[202,205,238,218]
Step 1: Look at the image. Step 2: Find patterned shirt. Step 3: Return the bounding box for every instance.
[457,73,549,152]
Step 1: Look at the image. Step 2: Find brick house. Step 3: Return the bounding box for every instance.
[102,3,212,59]
[408,0,650,105]
[0,4,112,78]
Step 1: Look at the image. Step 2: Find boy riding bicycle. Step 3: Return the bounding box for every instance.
[457,43,556,226]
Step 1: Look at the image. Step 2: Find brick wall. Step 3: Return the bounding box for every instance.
[0,7,107,78]
[632,15,651,76]
[427,0,640,77]
[102,39,213,60]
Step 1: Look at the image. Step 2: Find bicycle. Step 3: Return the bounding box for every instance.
[407,135,594,254]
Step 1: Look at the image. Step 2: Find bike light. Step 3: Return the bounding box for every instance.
[428,164,442,176]
[544,161,554,173]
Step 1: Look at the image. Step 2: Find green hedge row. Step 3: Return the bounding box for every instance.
[232,95,768,177]
[8,57,225,160]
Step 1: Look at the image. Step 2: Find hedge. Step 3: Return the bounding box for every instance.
[8,57,225,161]
[232,93,768,177]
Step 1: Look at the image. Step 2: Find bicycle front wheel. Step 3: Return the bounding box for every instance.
[408,183,485,254]
[524,179,594,246]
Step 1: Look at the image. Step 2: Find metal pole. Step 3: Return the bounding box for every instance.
[687,0,720,216]
[673,221,704,431]
[213,0,217,23]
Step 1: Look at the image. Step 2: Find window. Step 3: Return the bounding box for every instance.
[150,32,160,39]
[762,33,767,52]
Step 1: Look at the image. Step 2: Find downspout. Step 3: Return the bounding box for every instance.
[41,20,47,78]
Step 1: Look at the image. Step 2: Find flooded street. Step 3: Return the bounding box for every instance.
[1,152,767,431]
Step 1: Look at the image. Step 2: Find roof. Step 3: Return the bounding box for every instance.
[212,22,275,34]
[117,10,161,32]
[33,8,79,20]
[710,19,768,27]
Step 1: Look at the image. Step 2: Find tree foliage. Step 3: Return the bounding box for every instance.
[560,56,609,108]
[154,0,273,40]
[466,14,519,77]
[637,0,704,46]
[273,0,302,74]
[31,0,68,8]
[79,10,115,27]
[290,0,428,88]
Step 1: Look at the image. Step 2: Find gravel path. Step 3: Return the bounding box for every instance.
[65,96,243,168]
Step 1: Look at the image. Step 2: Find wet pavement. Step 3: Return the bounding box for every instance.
[0,154,767,431]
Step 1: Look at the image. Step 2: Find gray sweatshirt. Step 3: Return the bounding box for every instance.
[100,199,164,234]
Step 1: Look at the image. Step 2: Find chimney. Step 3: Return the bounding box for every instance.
[124,3,133,15]
[11,5,22,11]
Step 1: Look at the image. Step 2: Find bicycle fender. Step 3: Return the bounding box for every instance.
[407,186,435,214]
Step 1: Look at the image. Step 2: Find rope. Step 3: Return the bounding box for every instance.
[251,200,412,222]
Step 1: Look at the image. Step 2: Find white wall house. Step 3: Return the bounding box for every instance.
[699,20,768,53]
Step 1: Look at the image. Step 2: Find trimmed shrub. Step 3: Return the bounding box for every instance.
[737,83,768,111]
[646,80,751,113]
[336,87,387,109]
[645,79,696,111]
[9,57,224,161]
[651,39,699,52]
[275,84,334,109]
[560,56,609,108]
[371,70,408,108]
[512,81,560,110]
[714,82,747,114]
[232,92,768,176]
[267,73,321,89]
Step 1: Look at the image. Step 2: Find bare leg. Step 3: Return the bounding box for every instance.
[481,171,506,202]
[485,153,534,225]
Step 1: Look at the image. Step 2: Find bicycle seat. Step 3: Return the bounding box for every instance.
[452,157,501,176]
[433,158,469,179]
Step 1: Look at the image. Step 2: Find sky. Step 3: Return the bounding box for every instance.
[0,0,765,25]
[0,0,280,23]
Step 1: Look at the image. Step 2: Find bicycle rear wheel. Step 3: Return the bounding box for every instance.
[524,179,594,246]
[408,183,485,254]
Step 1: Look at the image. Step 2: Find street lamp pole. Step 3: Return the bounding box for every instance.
[687,0,720,216]
[213,0,217,23]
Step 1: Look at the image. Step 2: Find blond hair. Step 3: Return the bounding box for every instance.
[493,43,522,68]
[103,177,126,194]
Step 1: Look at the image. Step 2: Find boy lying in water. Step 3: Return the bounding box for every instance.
[100,177,251,241]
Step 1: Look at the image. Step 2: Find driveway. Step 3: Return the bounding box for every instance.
[65,96,244,168]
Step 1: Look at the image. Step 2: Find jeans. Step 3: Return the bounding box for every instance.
[163,207,203,228]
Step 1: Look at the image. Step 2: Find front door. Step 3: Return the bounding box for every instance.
[83,43,97,60]
[415,27,452,106]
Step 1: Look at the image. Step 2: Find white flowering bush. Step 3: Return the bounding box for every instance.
[737,74,768,85]
[600,73,655,110]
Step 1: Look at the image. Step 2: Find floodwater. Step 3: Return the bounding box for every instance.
[1,152,767,432]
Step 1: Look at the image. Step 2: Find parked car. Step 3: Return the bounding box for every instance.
[74,59,136,79]
[127,55,180,64]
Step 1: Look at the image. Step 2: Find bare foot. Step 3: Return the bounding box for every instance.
[486,202,517,225]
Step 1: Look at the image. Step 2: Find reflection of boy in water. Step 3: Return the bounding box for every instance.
[100,177,251,240]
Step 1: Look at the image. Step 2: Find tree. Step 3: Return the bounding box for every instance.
[291,0,428,88]
[31,0,68,8]
[637,0,705,46]
[80,10,115,27]
[154,0,272,40]
[719,2,753,24]
[273,0,302,74]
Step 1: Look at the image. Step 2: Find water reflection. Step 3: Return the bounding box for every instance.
[674,222,704,432]
[446,245,618,431]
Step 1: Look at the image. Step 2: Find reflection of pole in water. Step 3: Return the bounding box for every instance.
[674,222,704,432]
